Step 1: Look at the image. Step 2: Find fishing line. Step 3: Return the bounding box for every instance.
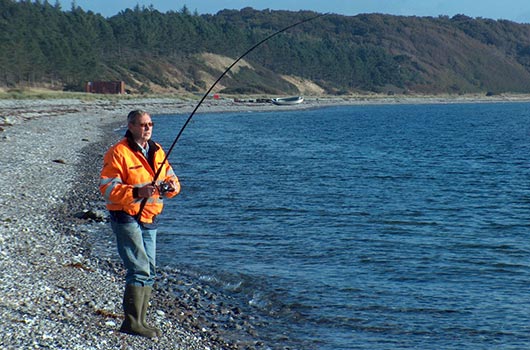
[137,12,327,220]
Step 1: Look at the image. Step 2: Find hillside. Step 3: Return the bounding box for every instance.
[3,1,530,95]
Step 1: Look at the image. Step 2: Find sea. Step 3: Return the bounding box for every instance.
[150,102,530,350]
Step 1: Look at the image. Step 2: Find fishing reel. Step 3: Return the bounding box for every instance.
[157,181,175,195]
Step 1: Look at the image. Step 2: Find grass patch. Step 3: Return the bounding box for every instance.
[0,87,198,101]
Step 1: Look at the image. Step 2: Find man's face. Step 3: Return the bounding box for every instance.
[129,113,153,144]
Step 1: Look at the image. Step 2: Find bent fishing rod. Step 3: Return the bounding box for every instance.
[136,12,327,221]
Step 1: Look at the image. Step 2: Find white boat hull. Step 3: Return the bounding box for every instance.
[271,96,304,105]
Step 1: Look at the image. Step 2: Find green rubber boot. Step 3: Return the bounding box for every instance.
[142,286,162,337]
[120,285,157,338]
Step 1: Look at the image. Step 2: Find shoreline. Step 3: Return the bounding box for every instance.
[0,98,247,350]
[2,92,530,121]
[1,95,530,349]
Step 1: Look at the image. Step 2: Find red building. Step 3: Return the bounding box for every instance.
[85,81,125,94]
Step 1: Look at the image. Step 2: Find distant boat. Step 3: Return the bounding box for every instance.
[271,96,304,105]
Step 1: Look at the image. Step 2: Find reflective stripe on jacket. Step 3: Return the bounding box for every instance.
[99,132,179,223]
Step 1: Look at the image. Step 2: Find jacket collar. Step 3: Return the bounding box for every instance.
[124,130,160,172]
[124,129,159,153]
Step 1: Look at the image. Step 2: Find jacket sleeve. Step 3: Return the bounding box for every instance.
[99,146,137,206]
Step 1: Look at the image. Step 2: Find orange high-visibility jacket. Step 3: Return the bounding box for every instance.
[99,133,179,224]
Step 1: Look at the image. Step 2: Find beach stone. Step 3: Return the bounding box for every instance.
[156,310,166,317]
[74,209,106,222]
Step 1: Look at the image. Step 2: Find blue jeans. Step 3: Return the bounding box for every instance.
[110,212,157,287]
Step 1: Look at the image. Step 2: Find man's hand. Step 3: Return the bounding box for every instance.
[167,178,179,192]
[138,184,157,198]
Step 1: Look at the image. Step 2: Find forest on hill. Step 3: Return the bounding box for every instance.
[4,0,530,95]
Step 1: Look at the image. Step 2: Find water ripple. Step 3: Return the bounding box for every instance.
[155,103,530,350]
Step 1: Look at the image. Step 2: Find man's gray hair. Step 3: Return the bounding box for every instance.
[127,110,147,124]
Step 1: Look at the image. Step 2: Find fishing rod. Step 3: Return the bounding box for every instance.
[136,11,327,221]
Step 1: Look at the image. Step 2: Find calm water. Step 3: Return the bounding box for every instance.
[152,103,530,349]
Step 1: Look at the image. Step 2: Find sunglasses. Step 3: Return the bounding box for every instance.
[136,122,154,128]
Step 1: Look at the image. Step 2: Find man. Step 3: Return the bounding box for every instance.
[100,110,180,338]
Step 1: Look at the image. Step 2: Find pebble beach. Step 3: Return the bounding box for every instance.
[1,94,530,350]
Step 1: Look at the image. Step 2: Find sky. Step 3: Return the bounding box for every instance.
[60,0,530,23]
